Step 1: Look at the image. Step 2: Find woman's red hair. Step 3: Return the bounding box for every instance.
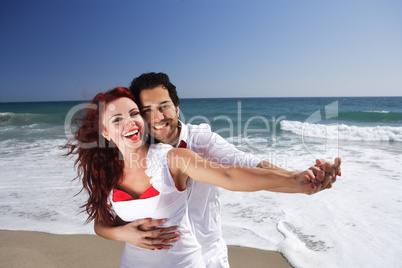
[63,87,135,226]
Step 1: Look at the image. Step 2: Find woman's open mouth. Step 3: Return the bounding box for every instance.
[123,129,139,141]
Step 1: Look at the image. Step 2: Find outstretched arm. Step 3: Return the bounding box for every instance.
[188,125,341,189]
[256,160,287,171]
[187,124,341,189]
[168,148,325,195]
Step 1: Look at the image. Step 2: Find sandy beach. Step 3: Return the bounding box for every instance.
[0,230,292,267]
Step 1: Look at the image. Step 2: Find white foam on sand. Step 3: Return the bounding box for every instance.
[220,138,402,268]
[0,138,93,234]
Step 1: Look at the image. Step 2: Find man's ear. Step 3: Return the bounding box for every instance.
[176,106,180,114]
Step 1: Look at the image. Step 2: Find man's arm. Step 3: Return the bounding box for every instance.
[191,125,263,167]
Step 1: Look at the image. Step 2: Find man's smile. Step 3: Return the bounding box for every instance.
[153,122,169,130]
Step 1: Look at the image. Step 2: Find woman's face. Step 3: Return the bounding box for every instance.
[102,97,146,151]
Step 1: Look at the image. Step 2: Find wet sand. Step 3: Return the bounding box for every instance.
[0,230,293,267]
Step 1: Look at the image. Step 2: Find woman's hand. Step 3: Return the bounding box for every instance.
[290,157,341,194]
[291,169,322,194]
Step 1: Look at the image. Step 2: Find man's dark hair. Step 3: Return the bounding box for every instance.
[129,72,180,109]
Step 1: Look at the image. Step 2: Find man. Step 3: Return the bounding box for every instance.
[125,72,340,267]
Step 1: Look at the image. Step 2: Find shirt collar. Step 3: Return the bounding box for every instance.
[175,120,188,148]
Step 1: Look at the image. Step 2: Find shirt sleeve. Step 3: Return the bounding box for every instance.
[189,124,262,167]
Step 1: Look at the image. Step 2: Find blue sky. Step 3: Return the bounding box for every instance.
[0,0,401,102]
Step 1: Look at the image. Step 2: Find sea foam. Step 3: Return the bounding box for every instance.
[280,120,402,142]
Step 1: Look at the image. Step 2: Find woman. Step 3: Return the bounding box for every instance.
[64,87,328,267]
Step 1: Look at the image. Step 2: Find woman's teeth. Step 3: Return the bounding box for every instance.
[154,123,168,129]
[123,130,138,137]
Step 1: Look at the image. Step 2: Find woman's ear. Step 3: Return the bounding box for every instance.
[102,131,110,141]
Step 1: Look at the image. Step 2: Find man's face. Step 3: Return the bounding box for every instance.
[139,85,180,145]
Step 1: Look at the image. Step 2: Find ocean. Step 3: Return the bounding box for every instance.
[1,97,401,268]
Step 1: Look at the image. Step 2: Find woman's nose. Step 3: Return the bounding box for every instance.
[124,116,137,127]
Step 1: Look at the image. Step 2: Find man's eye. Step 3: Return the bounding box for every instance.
[161,104,171,110]
[142,109,151,115]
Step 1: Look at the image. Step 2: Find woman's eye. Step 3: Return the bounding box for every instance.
[112,117,123,123]
[130,111,140,117]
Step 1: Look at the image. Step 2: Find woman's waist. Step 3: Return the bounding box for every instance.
[121,240,204,268]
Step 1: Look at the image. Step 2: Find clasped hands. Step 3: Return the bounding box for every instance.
[296,157,341,195]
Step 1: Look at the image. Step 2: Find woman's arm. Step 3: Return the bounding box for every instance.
[168,148,325,195]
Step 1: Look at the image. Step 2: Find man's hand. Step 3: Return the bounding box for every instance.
[121,218,180,250]
[314,157,341,189]
[94,218,180,250]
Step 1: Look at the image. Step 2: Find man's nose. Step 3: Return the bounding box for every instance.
[152,109,164,122]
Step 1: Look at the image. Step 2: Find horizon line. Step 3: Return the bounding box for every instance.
[1,95,402,104]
